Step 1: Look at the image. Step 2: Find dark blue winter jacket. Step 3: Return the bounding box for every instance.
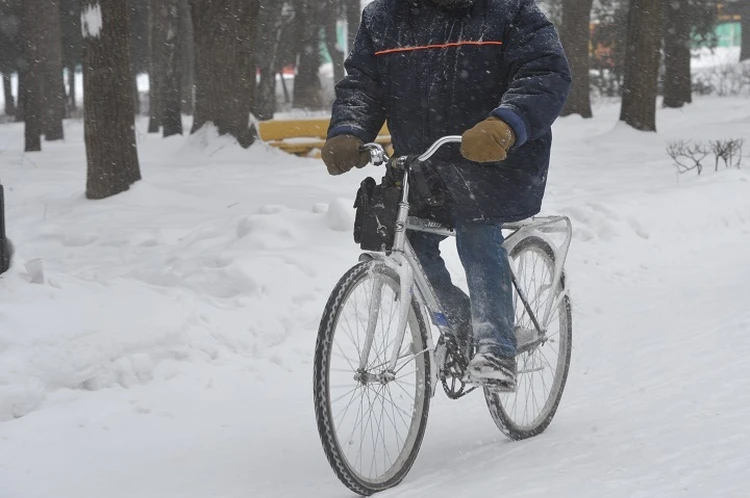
[328,0,572,222]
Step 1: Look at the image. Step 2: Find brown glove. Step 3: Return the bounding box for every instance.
[321,134,371,176]
[460,117,516,163]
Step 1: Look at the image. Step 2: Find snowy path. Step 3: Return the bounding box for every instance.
[1,98,750,497]
[3,221,749,498]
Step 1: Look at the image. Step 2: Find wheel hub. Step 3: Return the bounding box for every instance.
[354,369,396,385]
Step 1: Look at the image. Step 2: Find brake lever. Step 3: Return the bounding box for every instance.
[358,143,388,167]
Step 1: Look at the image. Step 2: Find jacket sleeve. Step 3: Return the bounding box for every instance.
[491,0,572,148]
[327,12,387,143]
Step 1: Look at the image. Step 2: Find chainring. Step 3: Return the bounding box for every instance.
[438,334,476,399]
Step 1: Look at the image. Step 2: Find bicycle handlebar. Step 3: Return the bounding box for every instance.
[359,135,462,167]
[416,136,462,162]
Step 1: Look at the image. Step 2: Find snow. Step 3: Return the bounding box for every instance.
[0,96,749,497]
[81,3,103,39]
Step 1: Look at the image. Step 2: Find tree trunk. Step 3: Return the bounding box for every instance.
[61,0,83,109]
[22,0,43,151]
[663,0,692,108]
[560,0,594,118]
[178,0,194,115]
[67,64,77,111]
[82,0,142,199]
[325,14,345,85]
[190,0,260,147]
[620,0,663,132]
[162,0,183,137]
[254,2,284,120]
[741,1,750,62]
[279,69,290,104]
[2,74,14,116]
[293,0,324,109]
[15,72,25,122]
[345,0,360,55]
[133,70,142,115]
[148,0,167,133]
[39,0,66,141]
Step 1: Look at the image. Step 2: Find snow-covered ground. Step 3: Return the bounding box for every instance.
[1,97,749,498]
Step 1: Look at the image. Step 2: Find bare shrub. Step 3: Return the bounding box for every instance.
[710,139,744,171]
[667,140,710,175]
[668,139,744,175]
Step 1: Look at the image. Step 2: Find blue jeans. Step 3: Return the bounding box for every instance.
[408,220,516,358]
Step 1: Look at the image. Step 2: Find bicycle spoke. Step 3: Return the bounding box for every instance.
[334,386,365,434]
[332,345,358,373]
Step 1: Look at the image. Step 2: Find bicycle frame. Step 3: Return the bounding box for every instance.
[357,138,573,396]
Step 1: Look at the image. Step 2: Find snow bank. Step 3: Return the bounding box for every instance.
[0,119,367,420]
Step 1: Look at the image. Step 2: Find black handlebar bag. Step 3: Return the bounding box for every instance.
[352,160,452,252]
[353,174,401,252]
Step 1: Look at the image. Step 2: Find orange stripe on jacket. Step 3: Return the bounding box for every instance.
[375,40,503,56]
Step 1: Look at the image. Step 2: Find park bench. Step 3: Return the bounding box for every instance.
[257,118,392,158]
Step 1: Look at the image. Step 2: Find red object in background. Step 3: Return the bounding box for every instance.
[590,21,617,70]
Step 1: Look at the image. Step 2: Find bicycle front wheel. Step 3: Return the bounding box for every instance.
[313,261,432,495]
[485,236,573,440]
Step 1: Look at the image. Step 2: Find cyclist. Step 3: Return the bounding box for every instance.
[322,0,571,390]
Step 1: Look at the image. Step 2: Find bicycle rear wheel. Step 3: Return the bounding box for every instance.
[313,261,432,495]
[485,236,572,440]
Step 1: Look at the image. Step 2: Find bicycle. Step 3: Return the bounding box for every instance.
[313,136,573,495]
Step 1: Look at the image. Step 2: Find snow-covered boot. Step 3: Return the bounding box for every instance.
[467,347,516,392]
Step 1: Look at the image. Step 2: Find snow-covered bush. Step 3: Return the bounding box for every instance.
[692,62,750,97]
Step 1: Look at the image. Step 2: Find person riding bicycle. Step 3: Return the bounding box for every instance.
[322,0,571,390]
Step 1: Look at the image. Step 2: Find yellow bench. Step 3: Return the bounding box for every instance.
[257,119,392,157]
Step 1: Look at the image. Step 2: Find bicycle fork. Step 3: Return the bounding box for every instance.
[356,257,417,375]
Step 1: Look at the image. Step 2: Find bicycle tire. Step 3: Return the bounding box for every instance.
[484,236,573,441]
[314,261,432,495]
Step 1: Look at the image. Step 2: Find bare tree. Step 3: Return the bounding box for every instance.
[663,0,692,108]
[40,0,65,140]
[0,0,22,116]
[82,0,141,199]
[742,0,750,61]
[620,0,663,131]
[14,72,24,122]
[254,2,285,120]
[292,0,324,109]
[148,0,167,132]
[190,0,260,147]
[178,0,194,115]
[560,0,594,118]
[344,0,360,54]
[22,0,42,151]
[2,74,14,115]
[324,3,345,85]
[61,0,83,113]
[162,0,182,137]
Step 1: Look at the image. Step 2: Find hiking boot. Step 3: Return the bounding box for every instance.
[467,349,516,392]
